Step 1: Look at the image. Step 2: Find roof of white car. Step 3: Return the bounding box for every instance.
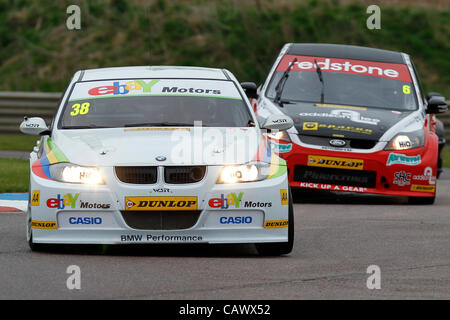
[79,66,229,81]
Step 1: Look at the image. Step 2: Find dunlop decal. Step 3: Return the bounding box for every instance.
[410,185,435,193]
[32,220,57,229]
[264,219,289,229]
[307,155,364,170]
[125,196,198,211]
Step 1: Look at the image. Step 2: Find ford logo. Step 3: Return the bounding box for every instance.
[329,139,346,147]
[155,156,166,161]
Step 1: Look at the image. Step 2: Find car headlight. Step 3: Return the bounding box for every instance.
[385,130,424,150]
[49,163,104,184]
[267,130,291,142]
[217,162,271,183]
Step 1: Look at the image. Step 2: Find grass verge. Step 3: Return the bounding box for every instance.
[0,134,38,152]
[0,158,29,193]
[0,1,448,97]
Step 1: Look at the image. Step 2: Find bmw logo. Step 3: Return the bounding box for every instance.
[156,156,166,161]
[329,139,346,147]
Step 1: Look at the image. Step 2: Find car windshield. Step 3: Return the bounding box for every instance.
[59,79,253,129]
[266,54,418,111]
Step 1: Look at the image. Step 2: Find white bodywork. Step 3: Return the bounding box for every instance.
[27,66,290,245]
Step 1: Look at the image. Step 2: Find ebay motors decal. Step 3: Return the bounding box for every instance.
[277,54,412,82]
[69,79,243,101]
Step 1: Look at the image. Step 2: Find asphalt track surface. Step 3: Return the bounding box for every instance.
[1,172,449,300]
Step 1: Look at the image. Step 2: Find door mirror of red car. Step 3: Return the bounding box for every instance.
[240,82,258,99]
[426,95,448,114]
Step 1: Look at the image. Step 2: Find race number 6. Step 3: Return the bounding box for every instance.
[402,85,411,95]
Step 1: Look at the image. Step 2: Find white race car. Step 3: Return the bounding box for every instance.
[21,66,294,255]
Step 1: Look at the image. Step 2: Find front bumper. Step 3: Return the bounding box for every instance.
[276,141,437,198]
[29,166,290,245]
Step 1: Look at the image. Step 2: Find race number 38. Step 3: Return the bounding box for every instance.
[70,102,90,116]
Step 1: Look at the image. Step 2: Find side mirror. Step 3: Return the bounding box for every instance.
[259,114,293,131]
[20,117,50,136]
[426,92,444,101]
[240,82,258,99]
[426,96,448,114]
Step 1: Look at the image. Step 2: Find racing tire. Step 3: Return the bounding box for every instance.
[408,196,435,205]
[437,152,443,179]
[255,189,294,256]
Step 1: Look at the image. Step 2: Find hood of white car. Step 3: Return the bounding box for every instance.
[52,127,261,167]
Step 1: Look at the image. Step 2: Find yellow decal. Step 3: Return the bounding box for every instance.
[125,196,198,211]
[32,220,57,229]
[315,103,367,111]
[410,185,435,193]
[280,189,288,205]
[31,190,40,206]
[403,85,411,94]
[124,127,191,132]
[264,219,289,228]
[318,124,372,135]
[70,102,90,116]
[307,155,364,170]
[302,122,318,130]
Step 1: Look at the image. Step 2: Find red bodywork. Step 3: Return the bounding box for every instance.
[272,126,438,197]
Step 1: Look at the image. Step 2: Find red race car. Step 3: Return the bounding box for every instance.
[248,43,447,204]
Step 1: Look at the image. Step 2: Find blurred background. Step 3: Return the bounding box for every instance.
[0,0,449,192]
[0,0,448,94]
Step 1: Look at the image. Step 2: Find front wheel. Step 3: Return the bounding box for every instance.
[27,203,51,252]
[255,188,294,256]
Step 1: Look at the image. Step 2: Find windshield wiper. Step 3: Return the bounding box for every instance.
[274,58,297,107]
[124,122,199,127]
[314,59,325,104]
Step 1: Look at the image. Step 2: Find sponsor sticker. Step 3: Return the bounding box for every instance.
[393,171,411,186]
[69,79,242,101]
[386,153,421,166]
[219,216,253,225]
[302,122,319,130]
[298,182,368,192]
[208,192,243,209]
[125,196,198,211]
[120,234,203,242]
[264,219,289,229]
[299,110,380,126]
[32,220,57,229]
[307,155,364,170]
[277,54,412,82]
[280,189,288,205]
[270,142,292,153]
[315,103,367,111]
[69,217,103,225]
[412,167,436,185]
[46,193,79,209]
[410,185,435,193]
[80,202,111,209]
[317,123,372,135]
[58,212,119,229]
[31,190,40,206]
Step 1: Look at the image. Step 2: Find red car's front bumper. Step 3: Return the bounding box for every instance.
[277,140,438,198]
